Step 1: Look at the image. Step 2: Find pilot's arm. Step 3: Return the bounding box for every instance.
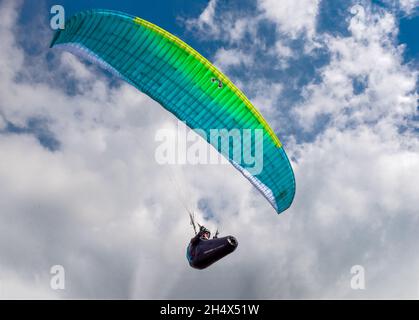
[190,231,202,245]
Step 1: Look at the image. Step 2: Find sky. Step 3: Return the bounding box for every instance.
[0,0,418,299]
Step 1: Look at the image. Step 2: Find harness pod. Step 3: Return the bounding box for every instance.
[187,234,238,270]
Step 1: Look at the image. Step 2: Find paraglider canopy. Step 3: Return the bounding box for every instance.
[50,9,296,214]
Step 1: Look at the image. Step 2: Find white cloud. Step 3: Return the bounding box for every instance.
[382,0,419,15]
[184,0,219,38]
[295,5,417,133]
[273,41,293,59]
[184,0,319,50]
[399,0,419,14]
[183,0,261,45]
[0,114,6,130]
[213,47,253,71]
[258,0,320,38]
[0,269,57,299]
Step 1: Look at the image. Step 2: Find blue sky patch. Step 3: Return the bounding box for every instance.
[3,118,60,151]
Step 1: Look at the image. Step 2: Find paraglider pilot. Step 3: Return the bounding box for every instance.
[187,217,238,270]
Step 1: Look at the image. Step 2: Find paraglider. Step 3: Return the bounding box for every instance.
[50,9,295,269]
